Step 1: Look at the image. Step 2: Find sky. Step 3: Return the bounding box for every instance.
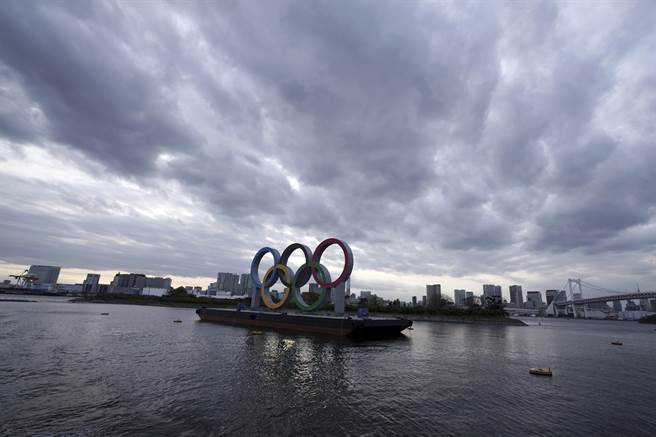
[1,1,655,300]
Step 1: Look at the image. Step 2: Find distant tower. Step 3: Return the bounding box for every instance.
[509,285,523,305]
[426,284,441,308]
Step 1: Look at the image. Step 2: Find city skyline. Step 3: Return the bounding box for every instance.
[6,261,649,305]
[2,2,656,299]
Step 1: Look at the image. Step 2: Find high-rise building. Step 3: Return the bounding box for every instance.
[422,295,427,306]
[111,273,146,294]
[509,285,523,305]
[412,296,417,306]
[426,284,441,308]
[82,274,100,293]
[454,289,466,307]
[640,298,651,311]
[625,300,640,311]
[239,273,254,296]
[110,273,170,296]
[613,300,623,312]
[482,284,502,305]
[27,265,61,288]
[217,272,241,294]
[526,291,543,308]
[545,290,559,305]
[360,290,373,302]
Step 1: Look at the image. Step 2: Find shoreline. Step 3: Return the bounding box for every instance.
[387,313,527,326]
[70,297,526,325]
[0,298,38,303]
[69,297,234,309]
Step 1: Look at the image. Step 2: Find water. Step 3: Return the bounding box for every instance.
[1,296,655,436]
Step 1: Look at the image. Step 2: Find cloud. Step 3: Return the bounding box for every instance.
[1,1,655,298]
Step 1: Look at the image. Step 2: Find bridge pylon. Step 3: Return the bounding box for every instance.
[567,278,583,318]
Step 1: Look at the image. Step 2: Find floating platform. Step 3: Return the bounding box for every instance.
[196,307,412,338]
[529,367,553,376]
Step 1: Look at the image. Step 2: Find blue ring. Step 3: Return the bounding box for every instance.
[250,247,281,288]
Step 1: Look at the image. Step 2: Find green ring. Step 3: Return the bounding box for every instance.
[291,262,331,311]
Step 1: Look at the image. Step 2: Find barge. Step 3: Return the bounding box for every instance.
[196,307,412,338]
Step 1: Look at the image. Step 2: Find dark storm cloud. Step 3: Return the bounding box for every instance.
[1,0,656,293]
[0,1,199,175]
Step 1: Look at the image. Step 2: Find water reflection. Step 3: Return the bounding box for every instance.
[1,298,656,436]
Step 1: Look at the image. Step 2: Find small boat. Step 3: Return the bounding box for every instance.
[250,330,264,335]
[610,341,623,346]
[173,320,182,323]
[529,367,552,376]
[100,313,109,316]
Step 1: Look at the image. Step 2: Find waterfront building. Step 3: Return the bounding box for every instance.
[239,273,255,296]
[217,272,238,294]
[454,289,466,307]
[111,273,146,294]
[625,300,640,311]
[546,290,559,305]
[111,273,171,296]
[141,277,172,296]
[509,285,523,305]
[82,274,100,293]
[483,284,502,305]
[613,300,623,312]
[426,284,441,308]
[27,265,61,289]
[526,291,543,308]
[640,298,651,312]
[360,290,373,303]
[57,283,83,294]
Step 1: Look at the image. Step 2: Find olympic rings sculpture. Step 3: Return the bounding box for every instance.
[249,238,354,311]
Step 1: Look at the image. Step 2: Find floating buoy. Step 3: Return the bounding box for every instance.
[100,313,109,315]
[173,320,182,323]
[529,367,553,376]
[611,341,623,346]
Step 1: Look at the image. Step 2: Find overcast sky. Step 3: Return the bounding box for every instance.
[1,1,655,299]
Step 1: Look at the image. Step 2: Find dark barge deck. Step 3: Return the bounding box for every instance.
[196,307,412,337]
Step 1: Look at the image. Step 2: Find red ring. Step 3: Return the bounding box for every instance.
[311,238,353,288]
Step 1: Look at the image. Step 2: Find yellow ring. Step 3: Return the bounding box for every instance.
[260,264,292,310]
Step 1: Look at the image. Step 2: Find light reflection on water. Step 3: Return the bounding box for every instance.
[1,296,655,436]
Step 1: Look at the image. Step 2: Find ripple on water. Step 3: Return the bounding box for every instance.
[1,301,656,436]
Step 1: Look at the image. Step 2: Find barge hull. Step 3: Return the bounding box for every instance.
[196,308,412,337]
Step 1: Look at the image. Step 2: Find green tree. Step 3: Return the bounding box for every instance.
[168,286,189,296]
